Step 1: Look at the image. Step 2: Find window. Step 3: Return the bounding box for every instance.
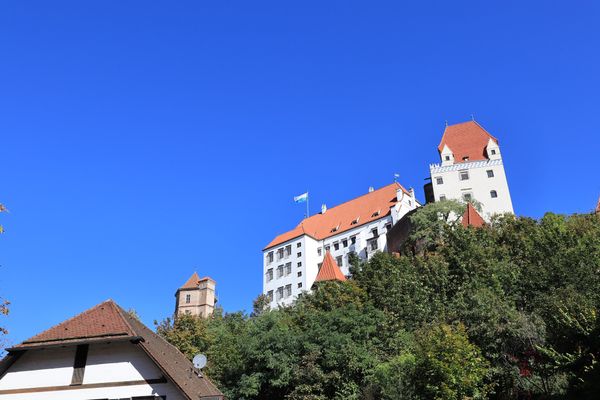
[325,245,330,252]
[436,177,444,185]
[368,238,378,251]
[297,252,301,258]
[439,195,447,201]
[459,171,469,181]
[277,248,284,260]
[267,251,274,264]
[336,256,343,266]
[285,245,292,257]
[386,223,392,231]
[462,193,473,201]
[317,247,322,256]
[351,217,359,225]
[297,262,302,268]
[277,265,284,278]
[490,190,498,198]
[298,283,302,289]
[371,228,378,237]
[185,294,191,304]
[491,149,497,155]
[267,290,273,301]
[342,239,348,247]
[285,263,292,276]
[297,271,302,277]
[296,242,301,248]
[350,236,356,245]
[445,155,450,161]
[266,268,273,282]
[333,242,340,251]
[284,284,292,298]
[276,287,284,301]
[487,169,494,178]
[371,210,380,217]
[408,200,412,206]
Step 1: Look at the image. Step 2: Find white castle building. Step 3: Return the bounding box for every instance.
[426,120,514,220]
[262,182,420,308]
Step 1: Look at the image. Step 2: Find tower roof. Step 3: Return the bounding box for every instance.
[314,251,347,283]
[438,120,498,163]
[461,203,485,228]
[265,182,414,250]
[8,300,224,398]
[180,272,215,289]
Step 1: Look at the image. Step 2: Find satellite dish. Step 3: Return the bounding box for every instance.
[193,354,207,370]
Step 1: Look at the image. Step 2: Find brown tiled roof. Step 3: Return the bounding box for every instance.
[461,203,485,228]
[314,251,346,283]
[180,273,215,290]
[265,182,413,250]
[438,121,498,163]
[9,300,224,399]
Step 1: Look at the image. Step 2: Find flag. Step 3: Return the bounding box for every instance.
[294,192,308,203]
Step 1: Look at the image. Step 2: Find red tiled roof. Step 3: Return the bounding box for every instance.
[180,272,215,289]
[265,182,412,250]
[20,300,134,346]
[438,121,498,163]
[9,300,224,399]
[461,203,485,228]
[314,251,346,283]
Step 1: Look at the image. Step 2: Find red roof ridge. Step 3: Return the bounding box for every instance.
[180,272,201,289]
[461,203,485,228]
[314,251,347,283]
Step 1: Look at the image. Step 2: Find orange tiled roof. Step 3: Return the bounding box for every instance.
[264,182,412,250]
[180,272,214,289]
[461,203,485,228]
[438,121,498,163]
[314,251,346,283]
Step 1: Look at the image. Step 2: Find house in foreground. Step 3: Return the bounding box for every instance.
[0,300,224,400]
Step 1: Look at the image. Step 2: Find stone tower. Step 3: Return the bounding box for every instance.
[174,272,216,318]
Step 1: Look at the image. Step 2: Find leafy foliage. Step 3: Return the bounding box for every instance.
[157,205,600,399]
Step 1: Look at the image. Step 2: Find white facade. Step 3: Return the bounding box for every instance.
[0,342,185,400]
[263,187,418,308]
[430,137,514,220]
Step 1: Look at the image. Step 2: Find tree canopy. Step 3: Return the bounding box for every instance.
[157,205,600,399]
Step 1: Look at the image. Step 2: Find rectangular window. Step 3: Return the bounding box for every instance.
[385,223,392,231]
[296,242,301,248]
[459,171,469,181]
[336,256,343,266]
[368,238,378,251]
[297,271,302,277]
[490,190,498,198]
[436,177,443,185]
[297,252,301,258]
[462,193,473,201]
[342,239,348,248]
[285,263,292,276]
[371,228,378,237]
[185,294,191,304]
[325,245,330,252]
[350,236,356,245]
[297,262,302,268]
[277,265,284,278]
[487,169,494,178]
[491,149,497,155]
[266,268,273,282]
[276,287,284,301]
[285,245,292,257]
[267,290,273,301]
[439,195,446,201]
[445,155,450,161]
[333,242,340,251]
[298,283,302,289]
[277,248,284,260]
[267,251,274,264]
[317,247,322,256]
[284,284,292,298]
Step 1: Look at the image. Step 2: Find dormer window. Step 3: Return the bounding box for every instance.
[445,155,450,161]
[462,156,469,161]
[331,224,340,233]
[351,217,360,225]
[490,149,497,155]
[371,210,380,218]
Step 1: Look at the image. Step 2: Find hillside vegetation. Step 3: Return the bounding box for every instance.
[157,203,600,399]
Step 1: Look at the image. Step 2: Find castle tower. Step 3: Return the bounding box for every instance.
[427,120,514,220]
[174,272,216,318]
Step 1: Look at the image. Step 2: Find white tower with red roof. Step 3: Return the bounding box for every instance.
[428,120,514,220]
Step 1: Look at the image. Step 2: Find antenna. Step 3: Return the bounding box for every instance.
[192,354,207,376]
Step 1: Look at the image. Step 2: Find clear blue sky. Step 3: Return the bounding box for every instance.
[1,1,599,345]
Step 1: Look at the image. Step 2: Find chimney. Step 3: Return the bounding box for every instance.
[368,186,374,193]
[321,204,327,214]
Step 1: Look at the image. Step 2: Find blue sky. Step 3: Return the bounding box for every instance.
[1,1,599,344]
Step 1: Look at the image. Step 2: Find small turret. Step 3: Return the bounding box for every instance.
[175,272,216,318]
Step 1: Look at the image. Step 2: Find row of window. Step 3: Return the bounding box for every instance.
[438,190,499,202]
[435,169,494,185]
[266,262,303,282]
[267,283,303,302]
[266,243,302,264]
[443,149,496,162]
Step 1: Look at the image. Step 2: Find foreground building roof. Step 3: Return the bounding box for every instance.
[314,251,347,283]
[438,121,498,163]
[3,300,223,399]
[265,182,411,250]
[461,203,486,228]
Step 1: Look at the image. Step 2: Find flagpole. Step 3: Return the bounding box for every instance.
[306,190,309,218]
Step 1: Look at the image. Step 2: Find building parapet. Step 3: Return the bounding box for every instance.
[429,158,503,173]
